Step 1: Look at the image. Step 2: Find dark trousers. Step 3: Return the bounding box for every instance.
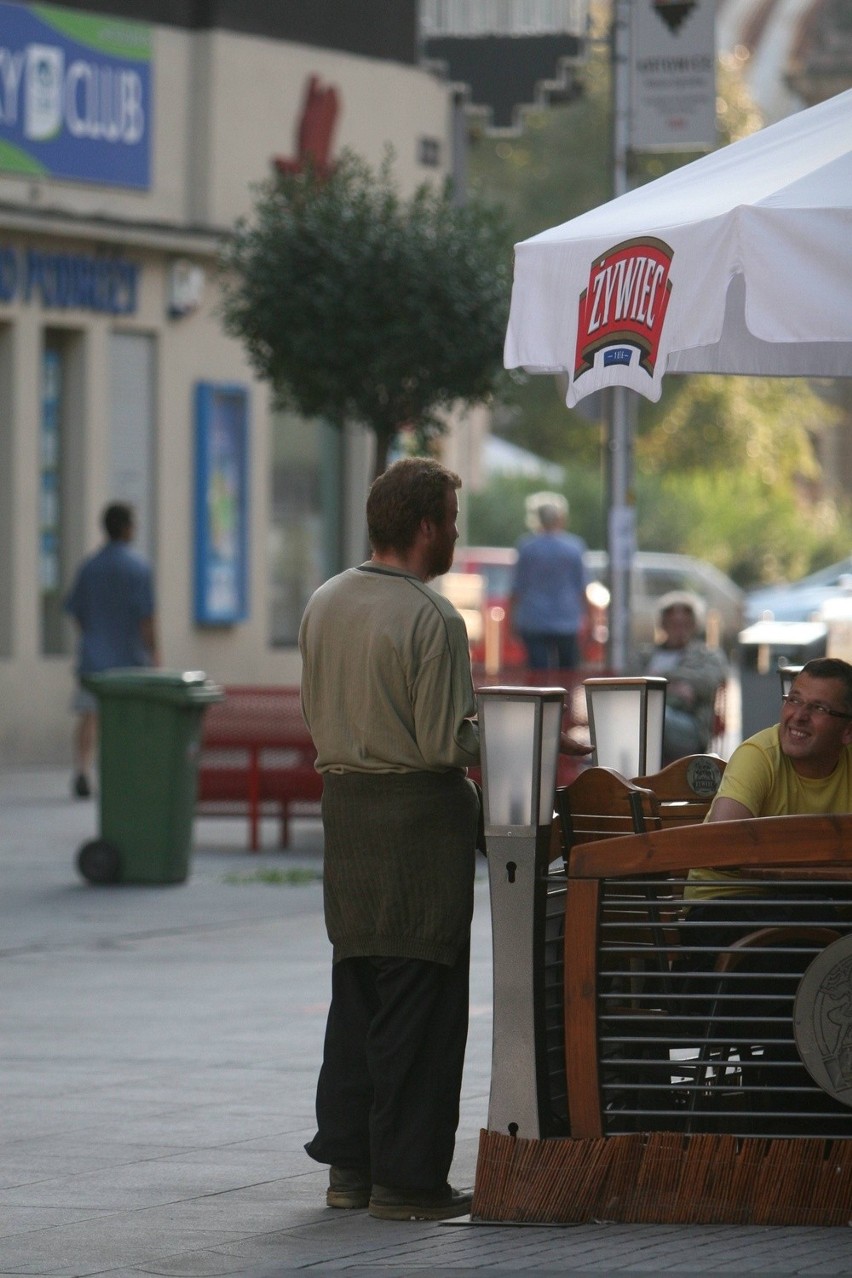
[305,946,470,1191]
[520,631,579,671]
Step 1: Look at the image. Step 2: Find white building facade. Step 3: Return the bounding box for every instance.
[0,0,457,763]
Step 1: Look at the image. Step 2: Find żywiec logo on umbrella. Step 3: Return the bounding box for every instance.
[574,238,673,392]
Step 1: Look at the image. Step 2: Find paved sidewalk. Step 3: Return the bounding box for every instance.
[2,766,851,1276]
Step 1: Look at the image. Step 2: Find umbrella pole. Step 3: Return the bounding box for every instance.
[606,1,635,675]
[606,384,635,673]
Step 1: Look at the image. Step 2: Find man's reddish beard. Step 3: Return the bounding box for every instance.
[427,534,456,580]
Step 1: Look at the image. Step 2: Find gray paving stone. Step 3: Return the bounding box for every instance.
[2,767,852,1276]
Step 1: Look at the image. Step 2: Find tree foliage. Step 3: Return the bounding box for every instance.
[637,375,833,488]
[633,467,848,585]
[220,150,512,474]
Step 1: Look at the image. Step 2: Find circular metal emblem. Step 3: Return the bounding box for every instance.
[685,756,723,797]
[793,933,852,1105]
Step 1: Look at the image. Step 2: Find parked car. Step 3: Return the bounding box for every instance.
[744,556,852,625]
[585,549,745,654]
[435,546,743,667]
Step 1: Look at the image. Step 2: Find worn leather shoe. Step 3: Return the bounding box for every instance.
[368,1183,472,1221]
[327,1165,371,1209]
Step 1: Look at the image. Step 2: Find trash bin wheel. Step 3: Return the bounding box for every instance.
[77,838,121,885]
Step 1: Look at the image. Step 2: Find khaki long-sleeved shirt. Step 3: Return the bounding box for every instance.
[299,562,481,964]
[299,563,480,774]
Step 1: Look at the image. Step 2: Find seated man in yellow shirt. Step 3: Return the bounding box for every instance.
[688,656,852,900]
[679,657,852,997]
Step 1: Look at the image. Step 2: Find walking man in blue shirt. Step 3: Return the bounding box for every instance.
[64,502,158,797]
[509,492,589,671]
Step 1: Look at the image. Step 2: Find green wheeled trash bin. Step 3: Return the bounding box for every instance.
[76,669,223,886]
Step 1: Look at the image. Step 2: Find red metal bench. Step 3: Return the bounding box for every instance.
[196,686,322,851]
[197,673,587,852]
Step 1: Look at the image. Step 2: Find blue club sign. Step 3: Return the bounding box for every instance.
[0,3,152,189]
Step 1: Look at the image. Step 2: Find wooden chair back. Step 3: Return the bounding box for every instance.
[555,766,661,861]
[555,768,672,1018]
[633,754,726,828]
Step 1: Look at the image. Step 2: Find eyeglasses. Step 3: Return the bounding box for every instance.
[781,694,852,721]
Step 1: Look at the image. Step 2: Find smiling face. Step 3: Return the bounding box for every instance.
[780,673,852,777]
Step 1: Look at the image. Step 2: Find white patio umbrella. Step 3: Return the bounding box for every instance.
[504,88,852,408]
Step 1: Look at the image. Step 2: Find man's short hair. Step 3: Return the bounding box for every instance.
[102,502,134,541]
[798,658,852,711]
[367,458,461,554]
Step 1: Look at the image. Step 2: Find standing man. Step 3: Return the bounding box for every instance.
[64,502,158,798]
[510,491,589,671]
[300,459,590,1221]
[299,458,480,1222]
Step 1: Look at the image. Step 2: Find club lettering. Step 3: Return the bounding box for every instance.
[66,62,144,143]
[0,43,144,144]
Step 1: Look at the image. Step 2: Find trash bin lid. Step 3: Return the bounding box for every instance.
[84,668,208,687]
[82,669,223,703]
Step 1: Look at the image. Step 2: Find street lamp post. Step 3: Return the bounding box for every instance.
[584,675,667,777]
[477,685,565,1139]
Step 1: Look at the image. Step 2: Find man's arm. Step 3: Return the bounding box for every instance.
[703,734,771,823]
[706,795,753,822]
[667,645,728,708]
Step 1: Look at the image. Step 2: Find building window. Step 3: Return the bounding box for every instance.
[40,338,65,655]
[269,412,340,646]
[418,136,442,166]
[41,327,88,658]
[0,324,10,657]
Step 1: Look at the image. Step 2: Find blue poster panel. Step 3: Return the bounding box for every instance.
[0,3,152,188]
[194,383,250,626]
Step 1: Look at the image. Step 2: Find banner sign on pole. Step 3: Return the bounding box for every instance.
[630,0,716,152]
[0,2,152,188]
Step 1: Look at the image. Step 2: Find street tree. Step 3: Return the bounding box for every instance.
[220,150,512,476]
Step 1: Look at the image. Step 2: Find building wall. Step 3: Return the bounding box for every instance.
[0,16,447,225]
[0,1,454,764]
